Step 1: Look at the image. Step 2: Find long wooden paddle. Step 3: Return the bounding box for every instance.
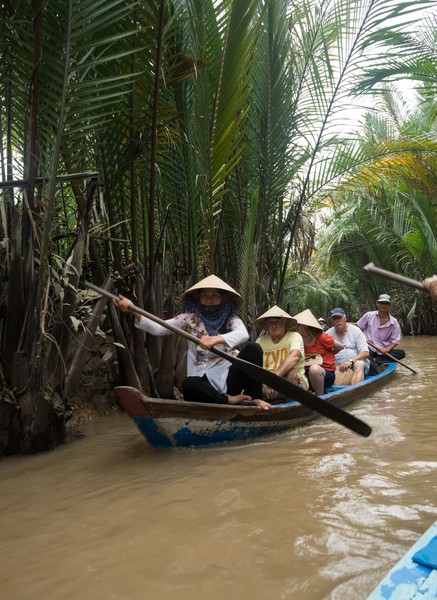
[366,339,418,375]
[363,263,425,291]
[84,281,372,437]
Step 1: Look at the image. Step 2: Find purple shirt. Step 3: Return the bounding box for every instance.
[356,311,402,351]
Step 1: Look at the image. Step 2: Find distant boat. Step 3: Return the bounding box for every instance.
[367,519,437,599]
[115,362,397,449]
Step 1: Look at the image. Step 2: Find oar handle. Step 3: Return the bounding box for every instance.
[363,263,425,291]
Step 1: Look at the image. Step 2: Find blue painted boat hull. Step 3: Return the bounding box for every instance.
[115,362,397,449]
[367,520,437,599]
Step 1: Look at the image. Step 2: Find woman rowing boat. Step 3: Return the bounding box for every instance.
[114,275,270,409]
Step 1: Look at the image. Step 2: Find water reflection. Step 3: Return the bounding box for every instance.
[1,337,436,599]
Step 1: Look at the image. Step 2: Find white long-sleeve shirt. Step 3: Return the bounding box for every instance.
[135,312,249,393]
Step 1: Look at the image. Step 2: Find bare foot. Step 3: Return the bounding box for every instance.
[227,393,252,405]
[252,399,271,410]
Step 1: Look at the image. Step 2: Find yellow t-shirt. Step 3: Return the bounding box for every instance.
[256,331,308,390]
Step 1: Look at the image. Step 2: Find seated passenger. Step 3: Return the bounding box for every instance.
[317,317,328,332]
[254,305,308,402]
[356,294,405,362]
[293,309,344,396]
[326,307,370,385]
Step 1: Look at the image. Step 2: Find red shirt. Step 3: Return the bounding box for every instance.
[304,332,336,372]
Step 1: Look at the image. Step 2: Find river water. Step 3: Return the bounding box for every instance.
[1,336,436,600]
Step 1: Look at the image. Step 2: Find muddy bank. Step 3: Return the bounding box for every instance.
[65,337,121,440]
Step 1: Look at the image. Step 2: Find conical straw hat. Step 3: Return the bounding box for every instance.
[181,274,243,305]
[254,305,297,330]
[293,308,323,331]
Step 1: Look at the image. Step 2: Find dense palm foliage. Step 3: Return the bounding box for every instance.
[308,92,437,332]
[294,17,437,329]
[0,0,436,454]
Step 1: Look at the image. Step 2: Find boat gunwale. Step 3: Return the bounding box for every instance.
[116,361,397,421]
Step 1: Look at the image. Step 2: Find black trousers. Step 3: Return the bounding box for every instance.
[182,342,263,404]
[372,348,406,362]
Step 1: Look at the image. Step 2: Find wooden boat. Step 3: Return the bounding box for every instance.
[367,519,437,599]
[115,361,397,449]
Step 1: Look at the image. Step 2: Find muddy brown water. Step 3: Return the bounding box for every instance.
[1,336,436,600]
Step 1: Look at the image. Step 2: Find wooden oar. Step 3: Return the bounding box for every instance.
[366,339,418,375]
[84,281,372,437]
[363,263,425,291]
